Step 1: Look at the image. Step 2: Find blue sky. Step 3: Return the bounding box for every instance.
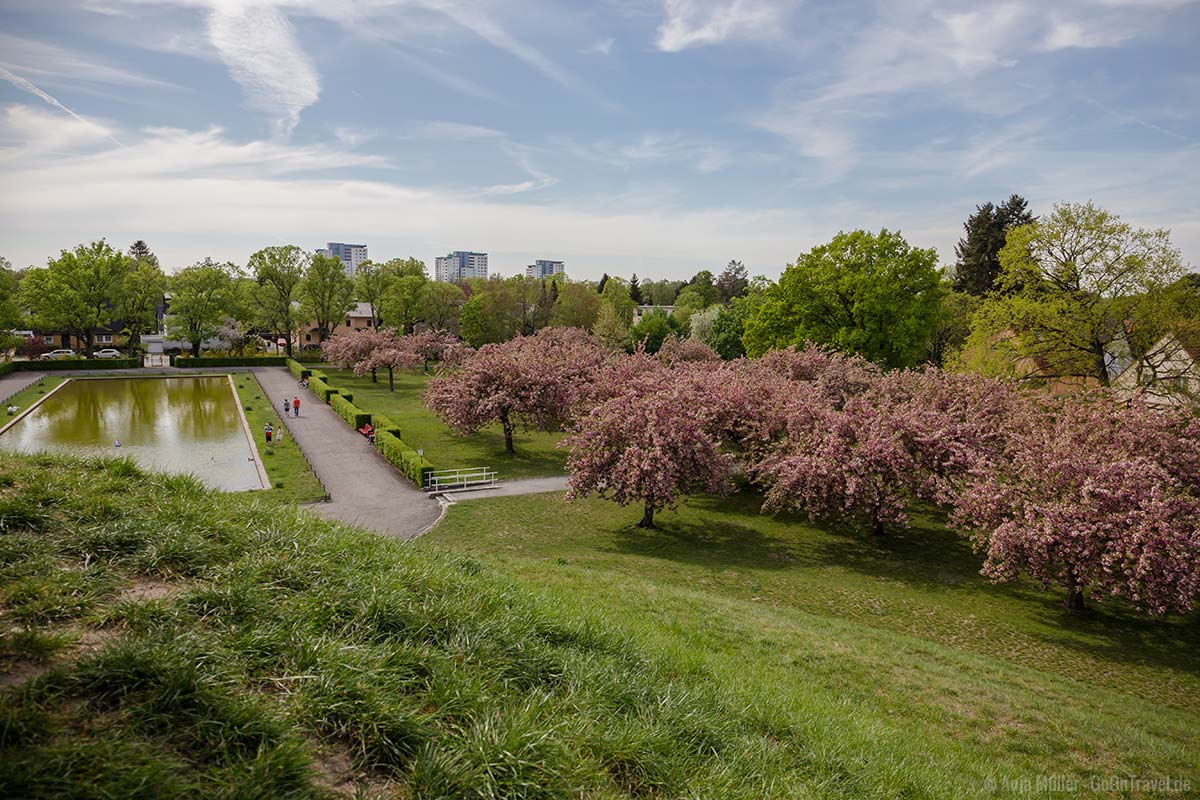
[1,0,1197,279]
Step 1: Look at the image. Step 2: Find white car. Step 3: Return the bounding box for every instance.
[93,348,122,359]
[40,349,76,360]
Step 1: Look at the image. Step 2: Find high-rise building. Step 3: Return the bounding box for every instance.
[316,242,368,277]
[435,251,488,282]
[526,259,564,279]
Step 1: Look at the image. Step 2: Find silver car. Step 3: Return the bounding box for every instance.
[40,349,76,360]
[93,348,122,358]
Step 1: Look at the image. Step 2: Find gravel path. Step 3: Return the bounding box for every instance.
[252,367,442,539]
[0,371,46,405]
[438,475,570,502]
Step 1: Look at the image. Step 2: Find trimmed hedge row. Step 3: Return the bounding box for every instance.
[330,393,371,430]
[308,376,339,403]
[286,359,311,380]
[372,413,401,436]
[4,358,141,371]
[375,430,435,486]
[175,356,287,367]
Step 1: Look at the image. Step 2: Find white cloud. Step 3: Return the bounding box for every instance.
[655,0,791,52]
[333,126,378,147]
[0,32,178,89]
[0,67,127,148]
[0,104,118,153]
[583,37,615,55]
[205,2,320,138]
[418,121,506,140]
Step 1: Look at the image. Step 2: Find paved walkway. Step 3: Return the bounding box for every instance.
[440,475,570,502]
[252,367,442,539]
[0,371,47,405]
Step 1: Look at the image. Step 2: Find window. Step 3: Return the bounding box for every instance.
[346,319,351,327]
[96,334,112,344]
[43,335,54,345]
[305,334,312,342]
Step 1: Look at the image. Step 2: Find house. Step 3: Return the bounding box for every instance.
[633,305,675,325]
[31,320,124,352]
[298,302,379,348]
[1112,331,1199,406]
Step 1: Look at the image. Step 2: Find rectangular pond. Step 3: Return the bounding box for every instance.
[0,376,266,492]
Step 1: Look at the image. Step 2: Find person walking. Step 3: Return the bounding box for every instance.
[282,396,291,417]
[292,396,300,417]
[264,423,273,446]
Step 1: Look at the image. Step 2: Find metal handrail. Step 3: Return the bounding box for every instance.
[425,467,497,492]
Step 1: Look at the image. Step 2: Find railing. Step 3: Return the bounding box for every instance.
[425,467,497,493]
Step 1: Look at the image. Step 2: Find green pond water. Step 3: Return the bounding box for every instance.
[0,376,264,491]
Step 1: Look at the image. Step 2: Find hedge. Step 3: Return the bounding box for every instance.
[3,358,140,371]
[175,356,287,367]
[375,430,435,487]
[308,376,340,404]
[371,413,402,436]
[330,393,371,430]
[286,359,311,380]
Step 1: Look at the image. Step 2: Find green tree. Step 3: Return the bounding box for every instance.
[458,278,521,346]
[119,258,167,356]
[716,259,748,304]
[969,202,1184,386]
[552,281,602,330]
[302,253,355,342]
[382,257,427,278]
[167,259,235,357]
[685,269,719,307]
[354,260,394,328]
[743,229,944,367]
[708,291,765,359]
[629,309,682,354]
[0,256,21,331]
[629,273,643,304]
[952,195,1034,295]
[601,278,635,326]
[249,245,307,356]
[417,281,465,331]
[382,274,429,333]
[925,288,978,368]
[19,240,131,356]
[592,303,630,351]
[127,240,159,269]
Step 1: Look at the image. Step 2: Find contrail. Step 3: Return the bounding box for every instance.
[0,64,126,148]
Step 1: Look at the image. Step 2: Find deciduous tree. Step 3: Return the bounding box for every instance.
[302,253,355,342]
[20,240,131,356]
[167,259,235,357]
[249,245,307,356]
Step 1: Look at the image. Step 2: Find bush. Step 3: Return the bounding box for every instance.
[330,394,371,430]
[308,376,339,404]
[12,358,140,371]
[339,391,353,403]
[0,361,13,377]
[286,359,311,380]
[174,356,287,368]
[375,430,435,487]
[372,413,402,437]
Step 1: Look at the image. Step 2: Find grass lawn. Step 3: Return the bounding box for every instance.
[323,367,568,480]
[423,490,1200,795]
[234,374,326,504]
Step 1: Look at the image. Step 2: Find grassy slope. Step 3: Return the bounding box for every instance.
[0,453,1004,799]
[323,368,567,480]
[423,491,1200,794]
[234,375,326,504]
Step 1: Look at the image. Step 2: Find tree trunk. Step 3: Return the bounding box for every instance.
[1064,587,1086,613]
[500,411,514,453]
[637,503,655,529]
[871,514,885,537]
[85,330,94,358]
[191,340,201,358]
[370,367,377,383]
[387,367,394,392]
[1092,339,1110,387]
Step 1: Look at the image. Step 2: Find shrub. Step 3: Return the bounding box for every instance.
[174,356,287,368]
[10,358,140,371]
[331,394,371,430]
[372,413,402,436]
[286,359,311,380]
[308,377,338,404]
[375,430,435,487]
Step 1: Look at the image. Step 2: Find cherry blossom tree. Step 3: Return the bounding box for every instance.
[426,327,611,452]
[755,342,880,405]
[952,395,1200,614]
[563,380,731,528]
[322,330,386,379]
[655,334,719,365]
[358,342,422,390]
[403,329,459,372]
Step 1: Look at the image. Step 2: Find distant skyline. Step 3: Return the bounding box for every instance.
[1,0,1197,278]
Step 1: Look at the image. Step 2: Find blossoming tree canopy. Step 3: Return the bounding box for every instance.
[426,327,611,452]
[952,394,1200,614]
[562,380,731,528]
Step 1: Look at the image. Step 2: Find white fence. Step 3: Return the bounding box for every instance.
[425,467,498,492]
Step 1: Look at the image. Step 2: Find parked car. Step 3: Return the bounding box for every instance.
[40,349,76,360]
[93,348,122,359]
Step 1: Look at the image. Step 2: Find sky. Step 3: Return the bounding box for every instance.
[0,0,1198,280]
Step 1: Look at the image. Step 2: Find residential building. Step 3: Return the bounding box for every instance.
[526,259,564,279]
[633,305,676,324]
[1112,331,1199,407]
[435,251,488,282]
[316,242,369,277]
[299,302,378,348]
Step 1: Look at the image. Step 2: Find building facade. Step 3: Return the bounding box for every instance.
[435,251,488,282]
[316,242,369,277]
[526,259,564,279]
